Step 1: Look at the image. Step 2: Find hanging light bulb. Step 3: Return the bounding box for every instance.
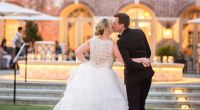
[163,22,173,39]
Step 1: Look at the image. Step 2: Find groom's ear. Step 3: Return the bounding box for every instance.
[120,23,125,28]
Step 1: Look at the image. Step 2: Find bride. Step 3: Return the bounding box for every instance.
[53,18,149,110]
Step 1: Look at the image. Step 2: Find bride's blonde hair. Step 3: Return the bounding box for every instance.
[95,18,110,36]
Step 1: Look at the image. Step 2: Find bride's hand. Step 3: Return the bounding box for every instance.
[132,58,151,67]
[131,58,147,63]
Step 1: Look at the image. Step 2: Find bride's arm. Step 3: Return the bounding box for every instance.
[113,42,124,64]
[113,42,151,67]
[75,40,90,63]
[132,58,151,67]
[132,58,148,63]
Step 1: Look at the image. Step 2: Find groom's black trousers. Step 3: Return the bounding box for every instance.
[125,73,152,110]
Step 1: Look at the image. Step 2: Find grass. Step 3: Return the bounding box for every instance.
[0,104,155,110]
[0,104,53,110]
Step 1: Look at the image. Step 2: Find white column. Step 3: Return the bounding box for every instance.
[193,23,198,70]
[179,19,183,50]
[0,20,3,42]
[151,19,155,60]
[65,20,69,49]
[77,20,81,47]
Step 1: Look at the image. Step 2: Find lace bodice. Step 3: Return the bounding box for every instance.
[89,37,114,68]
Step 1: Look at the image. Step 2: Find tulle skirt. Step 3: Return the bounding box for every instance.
[53,62,128,110]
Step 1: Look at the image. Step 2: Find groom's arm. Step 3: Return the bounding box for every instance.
[118,41,144,70]
[139,29,151,58]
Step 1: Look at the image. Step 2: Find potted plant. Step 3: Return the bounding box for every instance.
[156,39,178,62]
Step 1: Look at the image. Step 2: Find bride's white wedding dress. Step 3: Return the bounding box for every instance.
[53,37,128,110]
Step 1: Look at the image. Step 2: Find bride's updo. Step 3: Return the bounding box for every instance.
[95,18,110,36]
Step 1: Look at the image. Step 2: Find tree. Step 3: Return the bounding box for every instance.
[24,21,42,42]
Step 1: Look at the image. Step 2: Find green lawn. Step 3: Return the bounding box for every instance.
[0,104,155,110]
[0,104,53,110]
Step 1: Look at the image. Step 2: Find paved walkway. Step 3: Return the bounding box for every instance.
[0,69,19,75]
[0,69,200,84]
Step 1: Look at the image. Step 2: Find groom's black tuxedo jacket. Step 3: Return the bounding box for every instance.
[117,28,154,83]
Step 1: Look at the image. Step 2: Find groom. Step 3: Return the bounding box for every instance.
[112,13,155,110]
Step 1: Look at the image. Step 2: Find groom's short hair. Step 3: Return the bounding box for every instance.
[114,13,130,28]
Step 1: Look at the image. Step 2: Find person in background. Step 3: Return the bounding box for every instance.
[0,38,12,69]
[28,41,35,54]
[1,38,7,51]
[12,27,24,56]
[66,48,75,61]
[55,41,62,60]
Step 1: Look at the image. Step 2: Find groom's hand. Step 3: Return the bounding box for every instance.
[142,58,151,67]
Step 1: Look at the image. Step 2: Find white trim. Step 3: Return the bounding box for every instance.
[94,16,113,24]
[157,17,179,21]
[94,16,113,19]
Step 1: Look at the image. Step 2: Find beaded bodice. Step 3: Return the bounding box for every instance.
[89,37,114,68]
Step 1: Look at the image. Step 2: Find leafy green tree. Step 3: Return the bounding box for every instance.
[24,21,42,42]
